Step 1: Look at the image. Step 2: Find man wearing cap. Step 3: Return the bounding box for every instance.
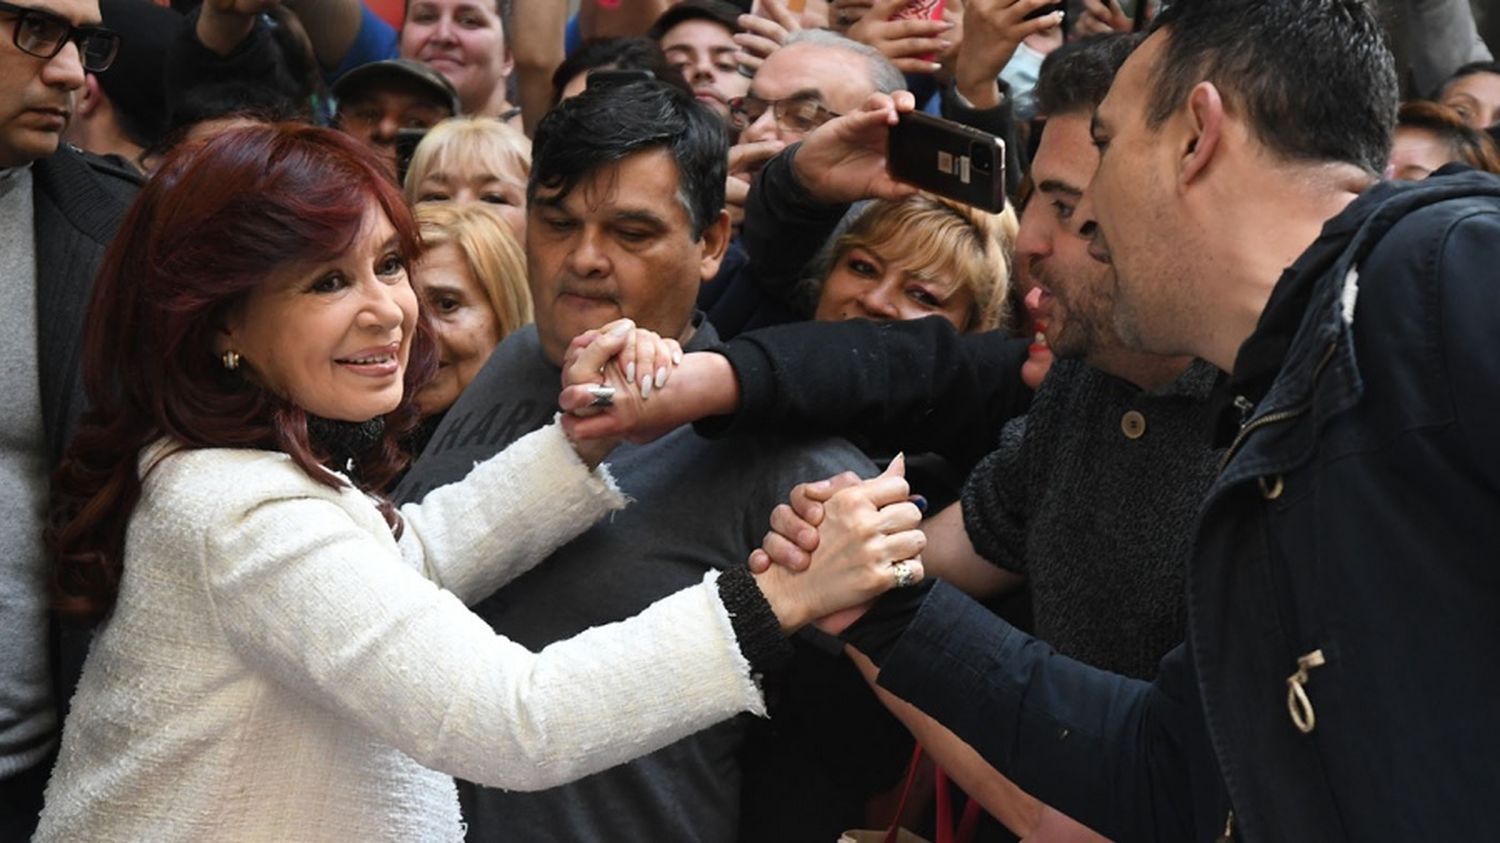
[649,0,749,126]
[332,58,461,181]
[0,0,137,837]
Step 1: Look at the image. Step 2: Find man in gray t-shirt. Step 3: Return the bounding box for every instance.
[397,79,874,842]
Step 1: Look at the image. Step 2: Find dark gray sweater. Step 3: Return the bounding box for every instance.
[960,358,1222,679]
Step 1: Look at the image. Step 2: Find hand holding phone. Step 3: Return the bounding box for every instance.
[886,111,1006,212]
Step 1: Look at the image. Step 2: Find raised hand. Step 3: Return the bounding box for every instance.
[735,0,803,73]
[846,0,955,75]
[791,90,921,204]
[955,0,1064,107]
[1075,0,1134,36]
[753,455,927,633]
[726,140,788,230]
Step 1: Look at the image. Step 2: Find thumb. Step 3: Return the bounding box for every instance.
[870,0,907,20]
[879,451,906,480]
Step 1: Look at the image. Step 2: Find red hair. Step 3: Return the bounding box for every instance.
[48,123,438,626]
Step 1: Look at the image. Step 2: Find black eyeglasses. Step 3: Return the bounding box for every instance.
[0,1,121,73]
[728,95,841,135]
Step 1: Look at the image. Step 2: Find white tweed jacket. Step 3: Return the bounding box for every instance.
[36,423,766,842]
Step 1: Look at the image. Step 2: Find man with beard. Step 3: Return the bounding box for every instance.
[826,1,1500,838]
[561,34,1221,836]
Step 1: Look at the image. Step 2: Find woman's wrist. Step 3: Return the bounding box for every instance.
[716,567,795,675]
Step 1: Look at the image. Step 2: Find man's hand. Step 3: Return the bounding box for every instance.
[726,140,787,230]
[790,90,921,205]
[734,0,803,73]
[749,470,865,573]
[752,456,926,632]
[1074,0,1134,36]
[955,0,1064,107]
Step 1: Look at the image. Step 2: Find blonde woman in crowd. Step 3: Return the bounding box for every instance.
[410,203,532,422]
[813,194,1018,334]
[403,116,532,237]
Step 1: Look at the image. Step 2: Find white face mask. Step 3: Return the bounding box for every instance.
[1000,40,1046,122]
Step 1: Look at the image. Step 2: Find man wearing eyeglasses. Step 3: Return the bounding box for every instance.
[0,0,136,837]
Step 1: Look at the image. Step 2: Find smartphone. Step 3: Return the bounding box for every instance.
[887,111,1006,213]
[395,128,426,187]
[586,68,656,91]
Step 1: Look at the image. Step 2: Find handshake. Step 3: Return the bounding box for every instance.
[555,319,927,633]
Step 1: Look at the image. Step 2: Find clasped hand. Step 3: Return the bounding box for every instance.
[753,456,926,634]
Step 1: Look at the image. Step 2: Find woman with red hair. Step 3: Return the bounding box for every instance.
[37,123,924,840]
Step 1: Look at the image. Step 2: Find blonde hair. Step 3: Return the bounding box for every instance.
[415,203,533,337]
[403,116,532,203]
[829,194,1017,333]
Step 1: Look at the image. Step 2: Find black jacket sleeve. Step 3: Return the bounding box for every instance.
[939,79,1027,201]
[739,144,851,316]
[695,316,1032,470]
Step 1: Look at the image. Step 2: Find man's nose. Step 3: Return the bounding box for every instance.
[42,39,86,92]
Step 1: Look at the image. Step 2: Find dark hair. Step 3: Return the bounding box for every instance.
[529,79,727,238]
[1033,33,1144,118]
[48,124,437,626]
[1144,0,1398,176]
[549,37,692,106]
[1396,100,1500,174]
[1435,61,1500,99]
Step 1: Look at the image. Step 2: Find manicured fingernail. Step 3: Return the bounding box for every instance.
[811,479,831,491]
[938,40,952,49]
[908,494,928,513]
[672,349,683,365]
[625,361,636,384]
[640,375,652,399]
[928,62,942,72]
[654,366,668,388]
[608,319,635,337]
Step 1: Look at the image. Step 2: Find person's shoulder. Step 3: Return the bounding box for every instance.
[140,443,338,520]
[40,144,143,192]
[33,145,142,234]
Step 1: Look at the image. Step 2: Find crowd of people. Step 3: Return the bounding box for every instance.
[2,0,1498,841]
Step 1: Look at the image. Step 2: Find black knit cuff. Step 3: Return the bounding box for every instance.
[716,567,794,675]
[839,580,935,667]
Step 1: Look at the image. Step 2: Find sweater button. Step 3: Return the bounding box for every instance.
[1121,410,1147,439]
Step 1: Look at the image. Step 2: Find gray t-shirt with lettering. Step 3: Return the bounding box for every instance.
[397,319,873,843]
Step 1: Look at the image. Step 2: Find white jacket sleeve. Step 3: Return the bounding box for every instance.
[198,458,766,790]
[396,421,624,604]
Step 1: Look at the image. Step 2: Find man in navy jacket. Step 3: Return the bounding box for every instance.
[840,1,1500,840]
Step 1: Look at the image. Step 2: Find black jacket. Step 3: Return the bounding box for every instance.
[861,168,1500,841]
[700,315,1030,474]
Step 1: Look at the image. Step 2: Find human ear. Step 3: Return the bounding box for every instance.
[697,209,732,283]
[1180,81,1224,187]
[76,74,102,117]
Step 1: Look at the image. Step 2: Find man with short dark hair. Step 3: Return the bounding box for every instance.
[648,0,748,125]
[0,0,137,836]
[838,1,1500,839]
[397,79,877,843]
